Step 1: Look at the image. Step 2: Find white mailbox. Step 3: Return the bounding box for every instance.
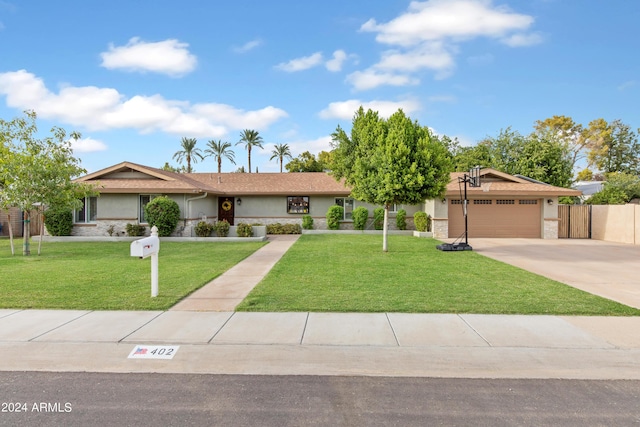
[130,235,160,259]
[130,226,161,297]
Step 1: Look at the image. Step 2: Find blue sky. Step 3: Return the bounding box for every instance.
[0,0,638,174]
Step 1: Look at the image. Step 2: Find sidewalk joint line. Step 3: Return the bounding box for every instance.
[208,312,236,343]
[300,312,310,345]
[458,314,492,347]
[28,310,93,342]
[385,313,400,347]
[118,311,165,343]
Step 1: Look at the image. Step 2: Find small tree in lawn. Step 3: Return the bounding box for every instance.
[0,111,96,255]
[331,107,452,251]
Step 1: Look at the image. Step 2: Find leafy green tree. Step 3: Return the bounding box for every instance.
[172,137,203,173]
[534,115,588,172]
[270,143,292,173]
[0,111,95,255]
[285,151,325,172]
[236,129,263,173]
[160,162,187,173]
[585,119,639,175]
[331,107,452,251]
[452,144,491,172]
[516,131,573,188]
[586,172,640,205]
[317,150,333,171]
[205,139,236,173]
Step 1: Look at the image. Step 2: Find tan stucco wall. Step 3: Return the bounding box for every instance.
[592,204,638,245]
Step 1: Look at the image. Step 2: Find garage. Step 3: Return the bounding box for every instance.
[448,198,542,238]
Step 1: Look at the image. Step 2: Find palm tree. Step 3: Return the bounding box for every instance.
[236,129,263,173]
[172,137,203,173]
[205,139,236,173]
[270,143,293,173]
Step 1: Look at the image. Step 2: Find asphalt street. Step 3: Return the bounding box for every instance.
[1,372,640,426]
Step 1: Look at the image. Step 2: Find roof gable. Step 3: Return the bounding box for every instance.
[76,161,177,182]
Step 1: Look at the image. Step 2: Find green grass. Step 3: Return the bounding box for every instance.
[236,234,640,315]
[0,239,265,310]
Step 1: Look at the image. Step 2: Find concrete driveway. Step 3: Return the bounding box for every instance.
[468,238,640,309]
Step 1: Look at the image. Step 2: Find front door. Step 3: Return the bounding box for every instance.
[218,197,234,225]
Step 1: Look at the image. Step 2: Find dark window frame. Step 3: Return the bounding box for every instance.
[287,196,309,214]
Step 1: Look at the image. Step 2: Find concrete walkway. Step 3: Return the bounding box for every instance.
[171,235,300,311]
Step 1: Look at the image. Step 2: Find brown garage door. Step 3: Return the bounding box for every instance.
[448,199,541,238]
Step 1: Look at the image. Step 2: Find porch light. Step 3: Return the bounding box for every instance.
[237,198,242,205]
[547,199,553,205]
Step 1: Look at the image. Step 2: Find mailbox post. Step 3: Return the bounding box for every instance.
[130,226,160,297]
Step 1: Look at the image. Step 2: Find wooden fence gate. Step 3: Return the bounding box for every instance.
[558,205,591,239]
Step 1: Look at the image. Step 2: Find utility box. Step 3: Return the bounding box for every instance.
[130,235,160,259]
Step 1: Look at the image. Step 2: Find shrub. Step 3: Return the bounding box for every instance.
[283,223,302,234]
[326,205,344,230]
[352,206,368,230]
[266,223,301,234]
[396,209,407,230]
[373,208,384,230]
[214,219,230,237]
[236,222,253,237]
[194,221,214,237]
[414,212,427,232]
[126,223,146,236]
[267,223,284,234]
[144,196,180,237]
[44,207,73,236]
[302,215,314,230]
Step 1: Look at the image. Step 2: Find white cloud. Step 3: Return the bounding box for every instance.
[70,137,108,153]
[100,37,197,76]
[319,99,421,120]
[352,0,540,90]
[427,95,457,103]
[618,80,637,91]
[275,52,324,72]
[346,69,419,91]
[285,135,334,157]
[325,50,348,72]
[361,0,535,46]
[501,32,543,47]
[0,70,288,138]
[233,38,263,53]
[376,43,453,72]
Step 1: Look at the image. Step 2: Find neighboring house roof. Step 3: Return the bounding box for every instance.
[76,162,580,198]
[446,169,581,197]
[75,161,351,196]
[573,181,604,196]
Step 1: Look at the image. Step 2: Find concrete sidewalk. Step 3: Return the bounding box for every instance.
[1,236,640,379]
[1,309,640,379]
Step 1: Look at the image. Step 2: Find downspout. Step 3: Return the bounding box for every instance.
[185,192,208,236]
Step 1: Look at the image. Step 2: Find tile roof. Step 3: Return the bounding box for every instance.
[77,162,581,197]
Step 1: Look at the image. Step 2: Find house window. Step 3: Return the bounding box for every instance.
[335,197,354,220]
[496,200,515,205]
[519,200,538,205]
[139,195,158,223]
[287,196,309,214]
[75,197,97,223]
[389,203,402,213]
[473,200,492,205]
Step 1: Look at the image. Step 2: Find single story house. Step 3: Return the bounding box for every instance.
[69,161,579,239]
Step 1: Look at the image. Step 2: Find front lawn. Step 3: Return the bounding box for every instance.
[236,234,640,315]
[0,239,265,310]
